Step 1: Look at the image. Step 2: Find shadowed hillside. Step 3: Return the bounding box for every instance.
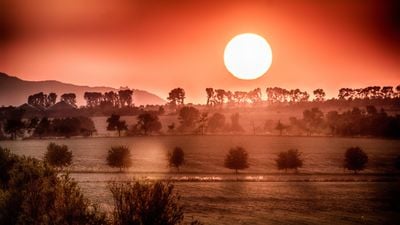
[0,73,166,106]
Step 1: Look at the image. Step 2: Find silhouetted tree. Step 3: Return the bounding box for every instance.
[313,89,326,101]
[109,181,186,225]
[107,114,128,136]
[247,88,262,104]
[224,146,249,174]
[135,112,162,135]
[47,92,57,107]
[168,88,185,106]
[168,147,185,172]
[84,92,103,108]
[205,88,215,106]
[28,92,47,107]
[276,149,303,173]
[103,91,119,108]
[106,146,132,172]
[4,109,25,140]
[44,142,72,169]
[178,106,200,131]
[60,93,77,107]
[207,113,225,133]
[215,89,226,105]
[118,89,134,107]
[344,147,368,174]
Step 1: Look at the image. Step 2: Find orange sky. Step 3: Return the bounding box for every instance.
[1,0,399,103]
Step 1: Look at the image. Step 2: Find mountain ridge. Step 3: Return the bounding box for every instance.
[0,72,166,106]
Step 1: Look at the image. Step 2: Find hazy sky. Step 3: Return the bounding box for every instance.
[1,0,399,103]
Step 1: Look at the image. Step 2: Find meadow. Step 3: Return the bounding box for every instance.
[2,135,399,224]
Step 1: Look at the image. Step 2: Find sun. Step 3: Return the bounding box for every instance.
[224,33,272,80]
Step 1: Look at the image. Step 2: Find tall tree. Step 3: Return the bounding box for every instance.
[60,93,77,107]
[107,114,128,137]
[313,89,326,101]
[205,88,215,106]
[167,88,185,106]
[118,89,134,107]
[4,109,25,140]
[47,93,57,107]
[135,112,162,135]
[84,92,103,108]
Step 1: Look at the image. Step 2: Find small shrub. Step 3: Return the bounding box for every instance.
[224,146,249,174]
[169,147,185,172]
[44,142,72,169]
[344,147,368,174]
[106,146,132,171]
[276,149,303,172]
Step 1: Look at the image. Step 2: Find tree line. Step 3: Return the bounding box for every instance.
[276,106,400,138]
[18,84,400,111]
[41,142,400,175]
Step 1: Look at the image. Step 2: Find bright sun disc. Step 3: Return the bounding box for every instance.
[224,33,272,80]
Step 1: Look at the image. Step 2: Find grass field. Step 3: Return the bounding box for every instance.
[1,136,399,224]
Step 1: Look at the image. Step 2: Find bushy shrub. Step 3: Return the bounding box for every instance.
[344,147,368,174]
[276,149,303,172]
[224,146,249,174]
[110,180,202,225]
[106,146,132,171]
[0,146,107,225]
[169,147,185,172]
[44,142,72,169]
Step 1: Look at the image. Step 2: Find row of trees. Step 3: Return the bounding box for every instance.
[277,106,400,138]
[28,92,77,108]
[0,146,203,225]
[203,85,400,106]
[2,110,96,139]
[105,107,245,137]
[22,84,400,111]
[84,89,134,108]
[45,142,398,175]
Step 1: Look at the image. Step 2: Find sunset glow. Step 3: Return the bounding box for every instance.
[224,33,272,80]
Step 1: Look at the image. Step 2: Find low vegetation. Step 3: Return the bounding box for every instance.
[344,147,369,174]
[0,147,107,225]
[275,149,303,173]
[106,146,132,171]
[168,147,185,172]
[44,142,73,169]
[224,146,249,174]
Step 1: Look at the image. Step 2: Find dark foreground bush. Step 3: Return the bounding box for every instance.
[109,180,202,225]
[344,147,368,174]
[0,146,107,225]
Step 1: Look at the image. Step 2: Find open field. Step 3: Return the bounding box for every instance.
[1,136,400,224]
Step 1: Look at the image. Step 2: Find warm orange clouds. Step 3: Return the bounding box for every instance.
[1,0,399,103]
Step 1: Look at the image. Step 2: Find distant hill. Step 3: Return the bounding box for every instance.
[0,72,166,106]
